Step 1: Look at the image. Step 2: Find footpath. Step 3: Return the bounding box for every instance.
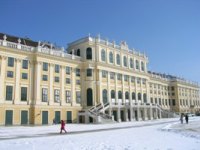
[0,119,178,141]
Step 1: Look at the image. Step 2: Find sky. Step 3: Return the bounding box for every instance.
[0,0,200,83]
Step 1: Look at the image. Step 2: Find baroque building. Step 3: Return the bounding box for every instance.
[0,33,199,125]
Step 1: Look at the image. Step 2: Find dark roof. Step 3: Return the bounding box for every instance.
[0,33,38,47]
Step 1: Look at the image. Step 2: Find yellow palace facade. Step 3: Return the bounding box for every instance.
[0,33,199,125]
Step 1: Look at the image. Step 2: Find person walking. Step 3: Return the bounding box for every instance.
[60,120,67,134]
[185,114,189,124]
[180,113,184,124]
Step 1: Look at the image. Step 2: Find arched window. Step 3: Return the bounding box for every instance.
[109,52,113,63]
[118,91,122,99]
[77,49,80,56]
[132,92,136,100]
[103,89,107,104]
[116,54,120,65]
[86,47,92,59]
[130,58,133,68]
[143,93,147,103]
[111,90,115,99]
[141,61,145,71]
[101,49,106,62]
[136,60,139,70]
[87,88,93,106]
[138,93,141,100]
[123,56,127,67]
[125,92,129,99]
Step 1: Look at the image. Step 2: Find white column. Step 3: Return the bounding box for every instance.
[60,66,65,105]
[115,72,118,105]
[107,72,110,104]
[0,56,6,103]
[14,59,21,104]
[35,61,42,105]
[117,108,121,122]
[49,64,54,105]
[122,75,125,104]
[29,61,34,105]
[149,105,153,120]
[129,76,133,121]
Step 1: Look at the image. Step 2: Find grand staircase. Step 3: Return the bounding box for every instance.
[78,102,114,124]
[156,104,179,118]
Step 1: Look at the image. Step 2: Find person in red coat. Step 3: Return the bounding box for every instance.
[60,120,67,134]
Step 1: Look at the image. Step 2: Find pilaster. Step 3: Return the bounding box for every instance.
[14,58,21,104]
[60,66,65,105]
[0,56,7,103]
[49,64,54,105]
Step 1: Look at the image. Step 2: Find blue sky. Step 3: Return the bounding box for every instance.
[0,0,200,83]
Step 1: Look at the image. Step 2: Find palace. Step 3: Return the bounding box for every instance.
[0,33,199,125]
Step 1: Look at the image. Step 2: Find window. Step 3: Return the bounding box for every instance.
[130,58,133,68]
[66,78,70,84]
[86,47,92,59]
[22,60,28,69]
[21,87,27,101]
[101,49,106,62]
[66,67,71,75]
[125,92,129,99]
[76,80,81,85]
[7,71,13,78]
[142,79,146,85]
[111,90,115,99]
[54,89,60,102]
[42,75,48,81]
[109,52,113,63]
[103,89,108,104]
[43,62,48,71]
[141,61,145,71]
[76,91,81,103]
[8,57,14,67]
[132,92,136,100]
[131,77,135,83]
[76,49,80,56]
[54,77,59,83]
[55,65,60,73]
[136,60,139,70]
[138,93,141,100]
[172,99,176,106]
[6,86,13,101]
[117,74,122,80]
[102,70,107,78]
[76,68,80,76]
[87,69,92,77]
[159,98,161,105]
[137,78,141,84]
[110,72,115,79]
[123,56,127,67]
[118,91,122,99]
[116,54,120,65]
[66,90,71,103]
[143,93,147,103]
[171,86,175,91]
[155,98,157,104]
[22,73,28,79]
[42,88,48,102]
[124,75,129,82]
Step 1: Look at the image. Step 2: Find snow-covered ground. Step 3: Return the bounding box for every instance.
[0,117,200,150]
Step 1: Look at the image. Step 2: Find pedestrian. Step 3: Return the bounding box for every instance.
[180,113,184,124]
[185,114,189,124]
[60,120,67,134]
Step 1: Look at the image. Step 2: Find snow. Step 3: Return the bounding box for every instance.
[0,117,200,150]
